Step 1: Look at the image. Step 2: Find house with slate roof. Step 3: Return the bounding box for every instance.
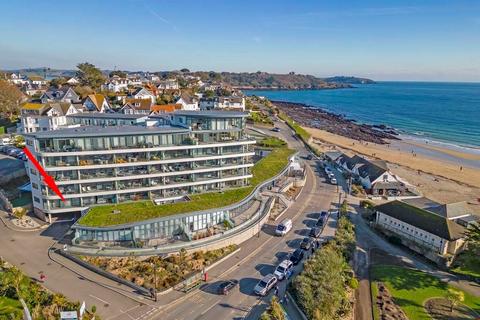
[375,199,467,264]
[40,86,80,103]
[336,153,415,197]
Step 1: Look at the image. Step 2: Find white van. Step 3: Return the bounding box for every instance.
[275,219,292,236]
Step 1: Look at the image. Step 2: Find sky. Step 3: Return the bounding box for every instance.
[1,0,479,81]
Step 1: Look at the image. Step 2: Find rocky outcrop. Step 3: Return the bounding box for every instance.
[272,101,399,144]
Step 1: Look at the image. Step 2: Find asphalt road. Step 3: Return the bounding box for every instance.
[146,119,340,320]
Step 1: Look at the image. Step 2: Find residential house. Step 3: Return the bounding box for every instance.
[102,76,129,92]
[175,93,199,110]
[21,83,46,96]
[157,79,179,90]
[40,86,80,103]
[83,94,112,112]
[199,97,217,110]
[375,200,466,265]
[19,102,78,133]
[336,154,413,197]
[120,99,152,115]
[150,104,182,114]
[28,76,47,86]
[7,73,28,85]
[130,87,156,105]
[217,97,245,110]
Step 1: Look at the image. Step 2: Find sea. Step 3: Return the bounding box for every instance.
[246,82,480,151]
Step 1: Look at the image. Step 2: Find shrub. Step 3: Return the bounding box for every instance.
[360,200,375,209]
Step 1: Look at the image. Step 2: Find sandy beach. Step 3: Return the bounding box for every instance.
[305,127,480,214]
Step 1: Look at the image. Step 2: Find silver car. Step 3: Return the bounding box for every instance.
[254,274,278,296]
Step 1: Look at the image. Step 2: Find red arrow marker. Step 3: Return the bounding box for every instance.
[23,147,66,202]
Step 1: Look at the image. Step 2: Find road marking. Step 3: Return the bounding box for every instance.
[89,294,110,305]
[118,310,135,320]
[199,299,221,316]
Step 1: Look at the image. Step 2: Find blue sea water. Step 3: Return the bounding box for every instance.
[246,82,480,149]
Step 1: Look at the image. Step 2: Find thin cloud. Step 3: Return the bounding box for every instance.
[143,2,178,31]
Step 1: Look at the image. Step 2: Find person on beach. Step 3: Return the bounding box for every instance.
[274,285,279,297]
[460,166,463,171]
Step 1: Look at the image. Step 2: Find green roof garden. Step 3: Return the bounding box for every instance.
[77,146,295,227]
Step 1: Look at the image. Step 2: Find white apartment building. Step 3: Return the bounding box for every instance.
[24,111,255,222]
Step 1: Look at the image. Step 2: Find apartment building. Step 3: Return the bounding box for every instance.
[24,111,255,222]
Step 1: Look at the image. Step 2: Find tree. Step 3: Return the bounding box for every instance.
[74,85,94,99]
[0,79,25,120]
[260,296,285,320]
[109,70,127,78]
[13,207,27,220]
[180,68,190,73]
[49,77,67,88]
[76,62,106,90]
[465,222,480,257]
[204,90,215,98]
[446,288,464,312]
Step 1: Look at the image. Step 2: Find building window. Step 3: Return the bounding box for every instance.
[30,168,37,175]
[34,196,40,203]
[32,183,38,189]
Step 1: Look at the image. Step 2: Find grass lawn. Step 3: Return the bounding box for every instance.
[451,251,480,280]
[78,147,294,227]
[0,297,22,318]
[370,264,480,320]
[258,137,287,148]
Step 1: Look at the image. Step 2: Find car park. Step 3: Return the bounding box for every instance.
[275,219,292,236]
[308,227,321,238]
[300,237,314,250]
[290,249,304,265]
[254,274,278,296]
[274,260,293,280]
[217,279,239,295]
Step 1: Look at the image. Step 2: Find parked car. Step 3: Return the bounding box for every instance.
[330,177,338,185]
[275,219,292,236]
[8,148,21,157]
[254,274,278,296]
[274,260,294,280]
[300,237,314,250]
[309,227,321,238]
[325,167,332,174]
[320,211,328,218]
[290,249,304,265]
[15,151,25,159]
[328,172,335,179]
[306,154,313,160]
[271,127,281,132]
[217,279,239,295]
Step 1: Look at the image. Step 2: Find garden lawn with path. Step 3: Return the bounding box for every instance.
[370,264,480,320]
[78,146,294,227]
